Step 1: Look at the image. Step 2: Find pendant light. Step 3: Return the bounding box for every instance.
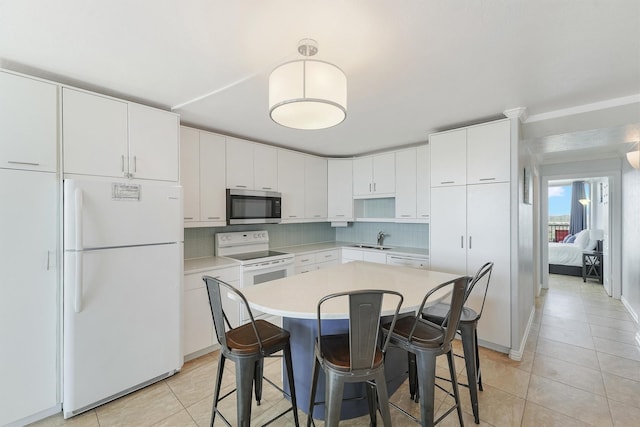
[269,39,347,130]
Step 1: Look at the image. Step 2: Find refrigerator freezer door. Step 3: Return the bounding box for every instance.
[64,178,182,250]
[63,243,182,416]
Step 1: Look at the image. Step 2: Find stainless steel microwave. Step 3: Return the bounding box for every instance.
[226,189,282,225]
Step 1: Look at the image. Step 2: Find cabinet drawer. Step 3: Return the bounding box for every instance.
[295,265,318,275]
[316,249,340,263]
[295,254,317,267]
[317,259,340,269]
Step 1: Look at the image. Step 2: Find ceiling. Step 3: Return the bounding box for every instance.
[1,1,639,157]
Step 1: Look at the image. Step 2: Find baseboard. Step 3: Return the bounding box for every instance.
[5,404,61,427]
[621,295,639,324]
[509,306,536,361]
[183,343,221,363]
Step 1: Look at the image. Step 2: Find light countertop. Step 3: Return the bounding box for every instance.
[240,261,460,319]
[274,241,428,257]
[184,256,239,274]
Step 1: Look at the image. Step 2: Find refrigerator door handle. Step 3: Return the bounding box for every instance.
[75,252,83,313]
[75,188,84,250]
[74,188,84,313]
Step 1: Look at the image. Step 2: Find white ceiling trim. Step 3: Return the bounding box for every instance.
[526,94,640,123]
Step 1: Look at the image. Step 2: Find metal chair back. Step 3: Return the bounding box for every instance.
[466,261,494,320]
[316,289,403,371]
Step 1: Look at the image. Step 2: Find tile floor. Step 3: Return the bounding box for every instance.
[31,274,640,426]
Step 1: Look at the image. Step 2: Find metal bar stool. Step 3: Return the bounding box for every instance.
[415,262,494,424]
[307,289,404,427]
[203,275,300,427]
[382,276,470,427]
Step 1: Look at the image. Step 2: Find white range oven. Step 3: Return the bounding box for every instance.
[215,231,294,323]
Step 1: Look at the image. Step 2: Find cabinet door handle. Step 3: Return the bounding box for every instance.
[288,215,297,218]
[469,236,472,249]
[441,181,454,185]
[133,156,137,172]
[369,183,372,192]
[400,214,411,217]
[121,155,125,172]
[479,178,495,181]
[46,251,51,270]
[461,236,464,249]
[374,183,377,192]
[335,214,345,217]
[207,216,220,220]
[184,217,194,220]
[261,187,272,190]
[236,185,247,188]
[420,214,429,217]
[314,215,321,217]
[8,160,40,166]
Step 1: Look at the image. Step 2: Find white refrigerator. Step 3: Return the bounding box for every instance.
[62,177,183,418]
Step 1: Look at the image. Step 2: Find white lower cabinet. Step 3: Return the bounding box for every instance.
[341,248,387,264]
[0,169,58,426]
[183,266,240,358]
[295,250,340,274]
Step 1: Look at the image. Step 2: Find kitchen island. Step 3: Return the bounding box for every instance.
[240,261,461,420]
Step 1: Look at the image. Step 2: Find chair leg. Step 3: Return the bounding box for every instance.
[254,359,263,405]
[374,371,393,427]
[408,351,419,402]
[211,354,226,427]
[236,357,257,427]
[415,351,436,427]
[283,343,300,427]
[366,383,377,427]
[460,322,480,424]
[324,371,345,427]
[446,350,464,427]
[475,329,483,392]
[307,358,320,427]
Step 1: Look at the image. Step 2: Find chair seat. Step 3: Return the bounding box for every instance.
[383,316,445,349]
[422,302,479,324]
[319,334,384,371]
[226,319,290,355]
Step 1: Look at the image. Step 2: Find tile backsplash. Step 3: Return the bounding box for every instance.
[184,221,428,259]
[335,222,429,248]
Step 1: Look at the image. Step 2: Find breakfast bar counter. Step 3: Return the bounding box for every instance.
[241,261,461,420]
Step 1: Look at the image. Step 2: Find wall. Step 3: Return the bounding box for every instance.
[184,222,336,259]
[621,159,640,323]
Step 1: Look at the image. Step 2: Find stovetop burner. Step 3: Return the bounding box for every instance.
[224,250,288,262]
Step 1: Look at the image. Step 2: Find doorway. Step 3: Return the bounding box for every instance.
[539,162,622,300]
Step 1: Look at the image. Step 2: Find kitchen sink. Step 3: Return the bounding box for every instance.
[350,244,394,250]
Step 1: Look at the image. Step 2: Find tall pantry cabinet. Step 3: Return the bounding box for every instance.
[429,119,512,349]
[0,70,59,426]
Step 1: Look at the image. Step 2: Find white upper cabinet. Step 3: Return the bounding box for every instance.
[180,127,200,222]
[128,103,179,181]
[304,155,327,220]
[430,129,466,187]
[226,138,278,191]
[395,148,417,219]
[353,152,395,197]
[180,126,226,226]
[466,119,510,184]
[278,150,305,220]
[430,119,511,187]
[62,88,179,181]
[226,138,254,189]
[62,88,128,178]
[0,71,58,172]
[199,132,226,224]
[254,144,278,191]
[327,159,353,220]
[416,145,430,219]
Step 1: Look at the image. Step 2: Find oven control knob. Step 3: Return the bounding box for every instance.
[261,232,267,238]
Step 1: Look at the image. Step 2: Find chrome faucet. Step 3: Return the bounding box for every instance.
[377,231,386,246]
